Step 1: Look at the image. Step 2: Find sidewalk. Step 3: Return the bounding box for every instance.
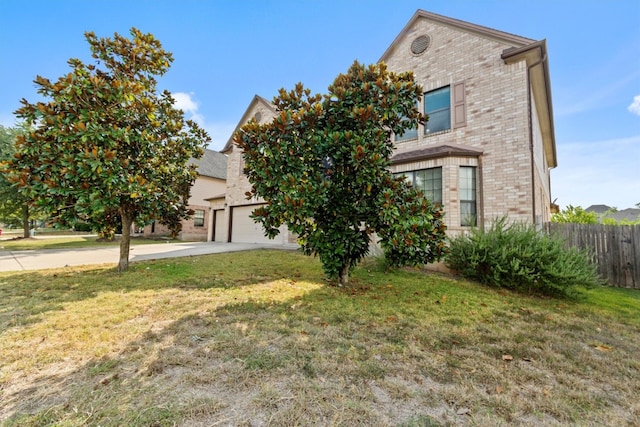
[0,241,296,272]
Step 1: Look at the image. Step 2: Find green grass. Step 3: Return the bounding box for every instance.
[0,250,638,426]
[0,235,180,251]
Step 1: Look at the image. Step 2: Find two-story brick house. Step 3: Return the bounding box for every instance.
[214,10,556,242]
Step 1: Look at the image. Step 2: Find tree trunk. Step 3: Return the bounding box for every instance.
[22,204,30,238]
[118,211,133,272]
[338,264,350,286]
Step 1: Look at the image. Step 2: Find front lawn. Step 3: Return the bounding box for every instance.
[0,250,638,426]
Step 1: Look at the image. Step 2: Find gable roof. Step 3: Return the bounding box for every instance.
[221,95,276,154]
[586,204,612,214]
[380,10,534,63]
[190,148,227,180]
[380,10,557,169]
[607,208,640,223]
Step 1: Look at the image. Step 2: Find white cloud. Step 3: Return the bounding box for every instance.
[172,92,205,125]
[170,92,237,151]
[172,92,198,113]
[628,95,640,116]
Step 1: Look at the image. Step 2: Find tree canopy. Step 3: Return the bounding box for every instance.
[551,205,598,224]
[2,28,210,270]
[0,124,35,236]
[235,61,447,285]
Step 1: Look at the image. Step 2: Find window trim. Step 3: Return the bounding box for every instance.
[395,167,443,206]
[459,166,477,227]
[394,100,421,143]
[193,209,205,227]
[424,86,451,135]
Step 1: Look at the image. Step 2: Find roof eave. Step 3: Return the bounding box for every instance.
[221,95,276,154]
[502,40,558,169]
[205,194,226,202]
[391,144,483,165]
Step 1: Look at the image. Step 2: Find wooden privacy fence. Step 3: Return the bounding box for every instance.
[544,223,640,289]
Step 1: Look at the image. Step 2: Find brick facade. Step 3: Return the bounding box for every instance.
[383,11,555,234]
[217,10,556,242]
[145,164,226,241]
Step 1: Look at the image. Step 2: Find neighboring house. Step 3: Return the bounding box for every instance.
[607,209,640,223]
[145,148,227,241]
[585,204,612,216]
[215,9,557,243]
[586,205,640,223]
[584,205,612,217]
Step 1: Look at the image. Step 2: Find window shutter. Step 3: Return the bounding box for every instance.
[452,81,466,129]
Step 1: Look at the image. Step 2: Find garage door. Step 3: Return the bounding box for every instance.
[231,205,274,244]
[213,209,226,242]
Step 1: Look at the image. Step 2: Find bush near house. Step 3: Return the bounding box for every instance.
[446,218,604,297]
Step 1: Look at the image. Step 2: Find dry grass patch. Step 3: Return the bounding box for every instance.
[0,249,638,426]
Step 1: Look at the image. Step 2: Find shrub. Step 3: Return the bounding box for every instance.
[446,217,604,297]
[551,205,597,224]
[73,222,93,232]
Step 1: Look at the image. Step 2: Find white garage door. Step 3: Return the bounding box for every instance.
[213,209,226,242]
[231,205,274,244]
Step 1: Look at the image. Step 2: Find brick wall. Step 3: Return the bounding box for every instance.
[221,13,554,240]
[144,175,226,241]
[384,16,551,232]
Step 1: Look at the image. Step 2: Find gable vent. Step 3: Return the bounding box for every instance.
[411,35,431,55]
[254,111,262,122]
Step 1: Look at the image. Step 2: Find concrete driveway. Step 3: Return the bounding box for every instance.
[0,241,296,272]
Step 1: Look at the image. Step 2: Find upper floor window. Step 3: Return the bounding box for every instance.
[194,209,205,227]
[459,166,477,226]
[424,86,451,135]
[395,167,442,205]
[394,101,420,142]
[394,125,418,142]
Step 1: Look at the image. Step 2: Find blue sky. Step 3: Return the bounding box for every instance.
[1,0,639,209]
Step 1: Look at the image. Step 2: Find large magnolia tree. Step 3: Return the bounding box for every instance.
[235,61,447,285]
[3,28,210,271]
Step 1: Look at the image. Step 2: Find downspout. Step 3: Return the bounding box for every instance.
[526,51,547,227]
[477,155,484,230]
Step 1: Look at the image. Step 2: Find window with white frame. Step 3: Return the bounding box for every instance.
[395,167,442,205]
[193,209,205,227]
[424,86,451,135]
[459,166,477,226]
